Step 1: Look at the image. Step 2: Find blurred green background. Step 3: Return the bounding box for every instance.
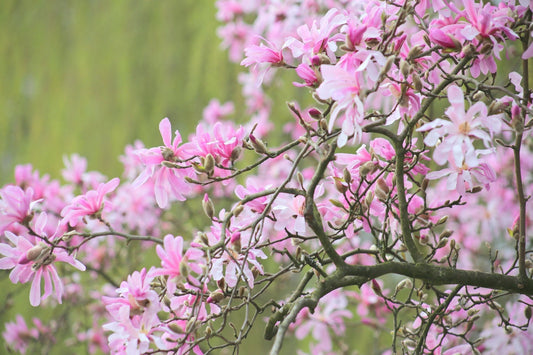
[0,0,246,185]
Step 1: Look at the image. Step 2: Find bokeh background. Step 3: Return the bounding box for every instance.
[0,0,246,185]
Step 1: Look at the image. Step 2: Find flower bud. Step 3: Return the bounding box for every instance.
[472,91,485,102]
[207,290,225,304]
[202,194,215,220]
[230,146,242,162]
[203,154,215,175]
[168,322,184,334]
[407,45,424,60]
[308,108,322,120]
[249,134,268,155]
[412,72,423,92]
[371,279,384,297]
[359,161,378,178]
[21,242,47,264]
[334,177,348,194]
[395,278,413,293]
[400,59,411,78]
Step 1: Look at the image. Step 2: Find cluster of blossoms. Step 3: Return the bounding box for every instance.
[2,0,533,354]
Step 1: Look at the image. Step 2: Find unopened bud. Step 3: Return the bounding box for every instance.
[412,72,423,92]
[230,146,242,162]
[343,168,352,184]
[207,290,225,304]
[251,266,261,279]
[479,42,493,55]
[202,194,215,220]
[329,199,345,208]
[238,286,247,297]
[421,178,429,192]
[371,279,383,297]
[308,108,322,119]
[436,238,449,249]
[378,56,395,81]
[168,322,184,334]
[249,134,268,155]
[185,317,197,333]
[400,59,410,78]
[205,326,213,337]
[439,230,453,240]
[365,191,374,207]
[488,100,508,115]
[20,243,47,264]
[319,118,328,132]
[407,45,424,60]
[472,91,485,102]
[334,177,348,194]
[395,278,413,293]
[204,154,215,175]
[233,204,244,217]
[461,43,476,57]
[359,161,377,178]
[468,186,483,193]
[436,216,448,225]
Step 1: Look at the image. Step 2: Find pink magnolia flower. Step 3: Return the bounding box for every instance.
[241,38,284,67]
[133,118,194,209]
[103,306,165,354]
[60,177,120,227]
[293,62,319,87]
[426,150,496,194]
[183,121,245,168]
[207,224,267,288]
[202,99,234,124]
[103,268,160,319]
[0,230,86,306]
[149,235,204,294]
[284,8,346,59]
[294,290,352,353]
[0,185,38,233]
[417,84,501,167]
[2,315,39,354]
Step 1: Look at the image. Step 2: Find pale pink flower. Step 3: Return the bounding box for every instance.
[417,84,501,167]
[103,268,160,319]
[183,121,245,168]
[426,150,496,194]
[0,185,38,233]
[132,118,194,209]
[202,99,235,124]
[60,177,120,227]
[241,38,284,67]
[294,290,352,353]
[0,230,85,306]
[284,8,346,59]
[149,235,204,294]
[103,306,165,355]
[2,315,39,354]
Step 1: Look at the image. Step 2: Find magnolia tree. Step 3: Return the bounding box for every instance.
[2,0,533,354]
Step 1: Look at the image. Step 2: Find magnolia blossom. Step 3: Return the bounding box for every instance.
[149,234,204,294]
[2,315,39,354]
[0,231,85,306]
[60,177,120,227]
[133,118,194,208]
[418,84,501,167]
[0,185,38,233]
